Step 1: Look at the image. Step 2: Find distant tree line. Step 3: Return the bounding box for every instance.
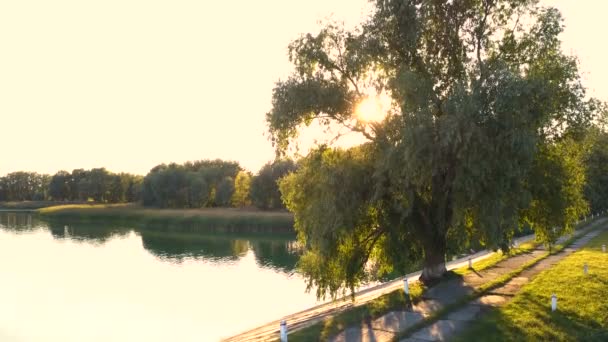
[48,168,143,202]
[0,159,297,210]
[0,168,142,203]
[141,159,296,209]
[0,172,50,201]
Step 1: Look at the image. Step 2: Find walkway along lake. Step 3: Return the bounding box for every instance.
[0,212,320,341]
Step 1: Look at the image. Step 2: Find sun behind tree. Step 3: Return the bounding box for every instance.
[268,0,600,297]
[355,92,392,123]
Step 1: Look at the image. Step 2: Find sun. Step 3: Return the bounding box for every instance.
[355,93,392,123]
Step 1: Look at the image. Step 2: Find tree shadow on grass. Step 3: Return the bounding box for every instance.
[455,291,608,341]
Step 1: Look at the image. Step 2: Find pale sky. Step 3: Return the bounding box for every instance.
[1,0,605,176]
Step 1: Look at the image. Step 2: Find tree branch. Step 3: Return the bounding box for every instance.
[327,33,362,96]
[476,0,495,80]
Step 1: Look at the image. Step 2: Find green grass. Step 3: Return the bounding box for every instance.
[37,203,295,233]
[453,240,538,276]
[288,282,426,342]
[287,218,605,342]
[288,241,543,341]
[0,201,85,210]
[455,228,608,341]
[288,241,538,341]
[395,218,606,340]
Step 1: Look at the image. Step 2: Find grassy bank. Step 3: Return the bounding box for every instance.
[0,201,86,210]
[288,218,605,342]
[287,241,539,342]
[455,229,608,341]
[394,217,606,340]
[37,204,294,234]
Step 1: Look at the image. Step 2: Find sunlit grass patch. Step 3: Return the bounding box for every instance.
[453,241,538,276]
[455,229,608,341]
[38,203,131,214]
[0,201,84,210]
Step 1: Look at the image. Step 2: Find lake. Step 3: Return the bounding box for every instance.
[0,212,321,341]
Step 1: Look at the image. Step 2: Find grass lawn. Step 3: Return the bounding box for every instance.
[455,228,608,341]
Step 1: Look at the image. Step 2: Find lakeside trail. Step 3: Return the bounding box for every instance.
[223,218,605,342]
[333,218,606,342]
[223,235,535,342]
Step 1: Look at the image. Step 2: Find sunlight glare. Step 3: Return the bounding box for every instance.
[355,92,392,123]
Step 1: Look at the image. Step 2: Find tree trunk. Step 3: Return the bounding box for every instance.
[419,238,447,285]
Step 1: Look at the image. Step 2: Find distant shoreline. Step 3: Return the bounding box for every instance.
[0,201,81,210]
[0,202,295,234]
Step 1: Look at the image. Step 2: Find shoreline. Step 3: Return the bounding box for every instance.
[0,202,295,234]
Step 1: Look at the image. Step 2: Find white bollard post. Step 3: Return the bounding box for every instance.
[603,245,606,253]
[468,257,473,269]
[584,263,588,275]
[403,277,409,295]
[551,294,557,312]
[280,320,288,342]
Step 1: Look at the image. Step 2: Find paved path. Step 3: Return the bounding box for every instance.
[328,218,606,342]
[400,221,606,342]
[223,234,537,342]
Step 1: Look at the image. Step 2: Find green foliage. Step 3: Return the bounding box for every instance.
[523,138,589,245]
[231,171,252,207]
[48,170,70,200]
[0,171,50,201]
[1,168,142,204]
[584,127,608,213]
[215,177,235,207]
[142,159,241,209]
[46,168,142,203]
[280,145,388,297]
[250,159,296,210]
[268,0,601,295]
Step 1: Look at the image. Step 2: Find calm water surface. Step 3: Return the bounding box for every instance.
[0,212,321,342]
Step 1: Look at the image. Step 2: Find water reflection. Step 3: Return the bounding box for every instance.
[0,212,319,342]
[0,212,300,273]
[250,240,300,273]
[0,211,40,232]
[46,220,131,244]
[140,232,251,263]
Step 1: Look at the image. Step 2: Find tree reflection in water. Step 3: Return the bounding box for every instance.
[0,213,300,273]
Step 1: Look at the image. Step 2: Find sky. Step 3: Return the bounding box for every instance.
[1,0,606,176]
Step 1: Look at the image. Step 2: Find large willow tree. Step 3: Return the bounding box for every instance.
[268,0,598,296]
